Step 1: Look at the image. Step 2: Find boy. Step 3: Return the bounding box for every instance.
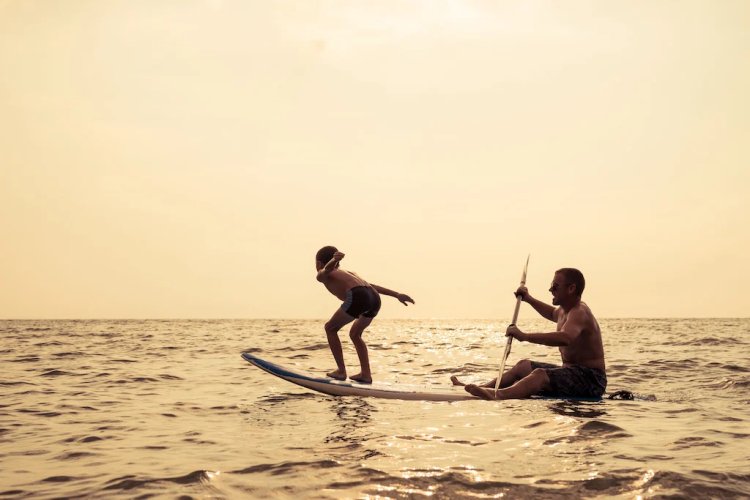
[315,246,414,383]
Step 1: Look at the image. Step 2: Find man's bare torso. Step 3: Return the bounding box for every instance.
[320,269,370,300]
[557,302,606,372]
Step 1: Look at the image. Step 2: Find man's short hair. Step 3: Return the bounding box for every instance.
[557,268,585,296]
[316,246,338,264]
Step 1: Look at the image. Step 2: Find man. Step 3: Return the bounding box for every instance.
[452,268,606,400]
[315,246,414,383]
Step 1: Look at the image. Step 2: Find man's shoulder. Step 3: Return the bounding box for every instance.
[580,302,598,319]
[567,302,596,322]
[573,302,601,333]
[573,301,594,313]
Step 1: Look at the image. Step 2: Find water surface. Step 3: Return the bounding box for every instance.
[1,318,748,498]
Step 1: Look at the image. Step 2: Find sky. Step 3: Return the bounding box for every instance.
[1,0,748,319]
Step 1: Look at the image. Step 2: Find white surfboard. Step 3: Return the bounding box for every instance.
[241,353,619,402]
[241,352,476,401]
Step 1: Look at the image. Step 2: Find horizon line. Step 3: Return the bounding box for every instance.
[1,317,748,321]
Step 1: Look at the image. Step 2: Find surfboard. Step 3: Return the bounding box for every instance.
[241,353,619,402]
[242,352,476,401]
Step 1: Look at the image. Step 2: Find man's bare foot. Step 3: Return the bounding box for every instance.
[350,373,372,384]
[327,369,347,381]
[465,384,498,400]
[450,375,466,386]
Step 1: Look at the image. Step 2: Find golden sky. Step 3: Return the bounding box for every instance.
[1,1,748,319]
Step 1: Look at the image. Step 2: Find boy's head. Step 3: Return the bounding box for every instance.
[315,246,338,270]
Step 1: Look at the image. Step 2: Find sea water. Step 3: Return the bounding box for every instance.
[1,318,748,498]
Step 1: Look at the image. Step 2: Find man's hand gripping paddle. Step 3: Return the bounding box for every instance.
[494,255,530,395]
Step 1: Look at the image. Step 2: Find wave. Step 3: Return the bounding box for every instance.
[0,381,35,386]
[665,337,746,346]
[705,362,750,373]
[327,468,750,499]
[297,343,328,351]
[41,475,78,483]
[103,470,217,490]
[646,470,750,498]
[55,451,98,460]
[255,392,319,404]
[670,436,723,450]
[703,375,750,391]
[10,356,40,363]
[40,369,75,377]
[231,459,340,475]
[544,420,632,445]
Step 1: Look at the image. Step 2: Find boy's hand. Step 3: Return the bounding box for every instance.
[397,294,414,306]
[333,251,345,261]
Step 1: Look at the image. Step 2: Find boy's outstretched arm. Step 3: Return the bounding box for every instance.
[370,284,415,306]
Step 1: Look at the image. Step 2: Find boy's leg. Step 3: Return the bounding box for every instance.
[348,316,373,383]
[325,308,355,380]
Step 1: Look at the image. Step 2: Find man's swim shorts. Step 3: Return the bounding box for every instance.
[530,361,607,398]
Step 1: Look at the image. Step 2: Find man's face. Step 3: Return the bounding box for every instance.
[549,272,573,305]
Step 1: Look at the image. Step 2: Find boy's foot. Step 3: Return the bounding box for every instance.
[349,373,372,384]
[450,375,466,386]
[327,369,347,381]
[465,384,498,400]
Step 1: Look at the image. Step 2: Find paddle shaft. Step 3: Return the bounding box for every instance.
[494,256,529,392]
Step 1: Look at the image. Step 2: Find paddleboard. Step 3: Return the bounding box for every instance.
[240,353,619,402]
[242,352,475,401]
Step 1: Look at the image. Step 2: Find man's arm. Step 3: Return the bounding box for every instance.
[507,309,586,346]
[370,284,415,306]
[516,286,558,322]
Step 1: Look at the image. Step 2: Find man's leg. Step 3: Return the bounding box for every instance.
[348,316,373,383]
[325,308,355,380]
[465,368,551,400]
[483,359,535,388]
[451,359,534,388]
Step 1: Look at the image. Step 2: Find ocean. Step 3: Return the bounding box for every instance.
[1,318,748,499]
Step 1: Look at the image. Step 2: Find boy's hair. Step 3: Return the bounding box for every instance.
[316,246,338,265]
[556,268,585,296]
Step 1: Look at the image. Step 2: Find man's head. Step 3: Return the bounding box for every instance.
[549,268,585,306]
[315,246,338,270]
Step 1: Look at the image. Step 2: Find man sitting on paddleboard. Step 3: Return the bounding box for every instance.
[452,268,606,400]
[316,246,414,384]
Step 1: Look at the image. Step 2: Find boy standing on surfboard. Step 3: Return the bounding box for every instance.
[315,246,414,384]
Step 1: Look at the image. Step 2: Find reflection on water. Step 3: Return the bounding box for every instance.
[548,400,608,419]
[0,319,749,498]
[325,398,378,459]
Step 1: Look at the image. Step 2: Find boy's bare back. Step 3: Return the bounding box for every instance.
[315,251,368,300]
[319,268,369,301]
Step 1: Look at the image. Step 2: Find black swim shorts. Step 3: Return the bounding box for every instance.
[530,361,607,398]
[341,286,381,318]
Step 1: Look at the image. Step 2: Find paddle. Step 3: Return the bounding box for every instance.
[494,255,530,394]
